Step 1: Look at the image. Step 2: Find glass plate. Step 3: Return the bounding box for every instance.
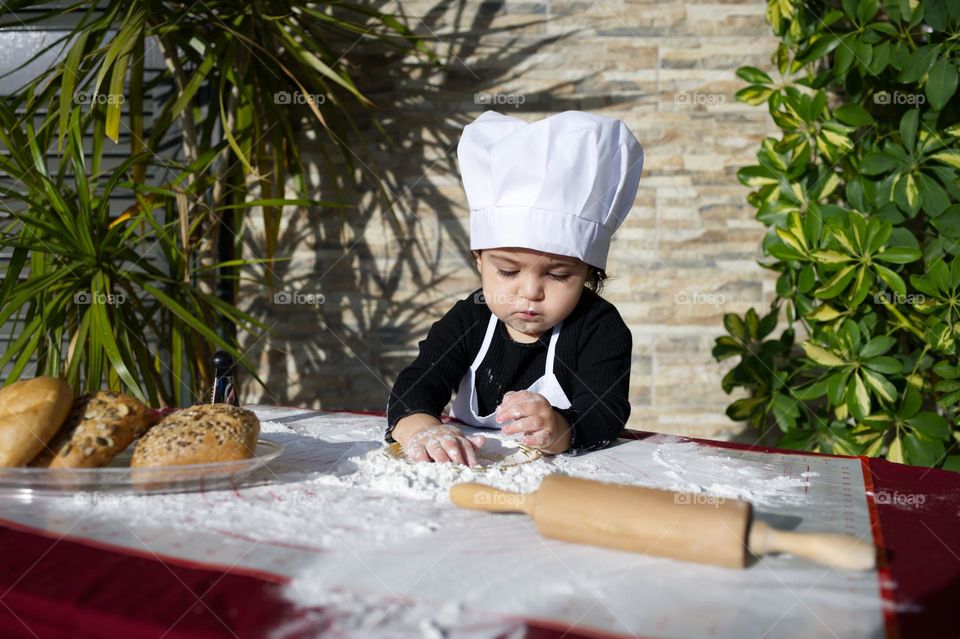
[0,439,283,496]
[383,441,541,470]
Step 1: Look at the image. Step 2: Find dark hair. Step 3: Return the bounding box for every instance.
[472,249,607,294]
[586,267,607,294]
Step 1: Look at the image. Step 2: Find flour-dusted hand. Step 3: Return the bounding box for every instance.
[496,391,572,454]
[404,424,486,467]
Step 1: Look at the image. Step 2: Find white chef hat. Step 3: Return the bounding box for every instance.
[457,110,643,270]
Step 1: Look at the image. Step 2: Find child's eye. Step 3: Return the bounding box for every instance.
[548,272,571,281]
[497,269,518,278]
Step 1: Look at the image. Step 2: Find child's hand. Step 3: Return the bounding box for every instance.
[404,425,486,466]
[496,391,572,454]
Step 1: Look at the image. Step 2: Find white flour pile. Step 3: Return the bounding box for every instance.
[649,438,814,506]
[322,434,554,502]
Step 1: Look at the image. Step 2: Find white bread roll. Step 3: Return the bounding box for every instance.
[0,376,74,466]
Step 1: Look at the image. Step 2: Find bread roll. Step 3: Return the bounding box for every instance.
[30,391,152,468]
[131,403,260,468]
[0,377,74,467]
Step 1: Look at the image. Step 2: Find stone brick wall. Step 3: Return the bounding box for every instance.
[239,0,783,440]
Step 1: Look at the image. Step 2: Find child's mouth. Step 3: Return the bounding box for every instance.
[517,310,540,319]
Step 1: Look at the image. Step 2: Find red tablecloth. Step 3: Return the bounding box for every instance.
[1,422,957,639]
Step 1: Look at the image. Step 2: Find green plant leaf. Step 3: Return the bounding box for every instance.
[807,304,844,321]
[713,335,746,360]
[724,313,748,340]
[801,34,842,64]
[850,265,875,306]
[727,396,767,420]
[899,109,919,152]
[810,249,853,265]
[737,66,773,84]
[815,264,857,298]
[847,372,871,420]
[906,412,951,439]
[874,264,907,296]
[930,151,960,169]
[887,435,904,463]
[794,378,829,399]
[900,384,923,418]
[933,361,959,379]
[926,59,958,111]
[918,172,951,217]
[897,44,939,84]
[863,356,902,374]
[895,172,922,215]
[860,152,897,175]
[776,226,807,254]
[875,246,922,263]
[862,368,897,403]
[834,103,874,126]
[861,335,897,358]
[736,85,776,106]
[856,0,880,23]
[903,432,943,467]
[802,342,847,366]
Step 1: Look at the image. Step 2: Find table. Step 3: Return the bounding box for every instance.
[0,407,957,638]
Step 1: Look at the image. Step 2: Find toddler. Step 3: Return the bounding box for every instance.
[385,110,643,465]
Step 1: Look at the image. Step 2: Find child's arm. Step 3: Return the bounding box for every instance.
[385,296,478,441]
[559,305,632,454]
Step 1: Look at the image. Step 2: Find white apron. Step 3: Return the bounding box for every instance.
[449,312,572,429]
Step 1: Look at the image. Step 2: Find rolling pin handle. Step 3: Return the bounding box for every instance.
[748,521,876,571]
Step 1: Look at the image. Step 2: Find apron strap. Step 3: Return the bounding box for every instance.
[545,320,563,373]
[471,312,499,369]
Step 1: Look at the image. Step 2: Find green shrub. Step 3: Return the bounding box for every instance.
[715,0,960,469]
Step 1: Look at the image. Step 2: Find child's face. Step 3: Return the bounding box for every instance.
[475,247,590,342]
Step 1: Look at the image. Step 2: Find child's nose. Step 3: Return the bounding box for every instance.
[518,275,544,301]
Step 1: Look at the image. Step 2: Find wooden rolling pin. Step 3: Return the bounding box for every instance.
[449,475,875,571]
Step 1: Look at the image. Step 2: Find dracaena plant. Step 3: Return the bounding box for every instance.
[0,2,433,403]
[0,105,273,406]
[714,0,960,469]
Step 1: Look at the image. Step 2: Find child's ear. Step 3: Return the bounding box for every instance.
[472,249,483,271]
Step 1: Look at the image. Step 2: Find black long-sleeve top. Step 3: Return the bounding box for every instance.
[385,287,633,455]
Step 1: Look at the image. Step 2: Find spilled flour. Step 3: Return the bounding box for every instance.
[650,439,814,506]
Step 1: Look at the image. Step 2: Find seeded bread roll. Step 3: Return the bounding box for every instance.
[0,377,74,467]
[30,391,152,469]
[131,404,260,468]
